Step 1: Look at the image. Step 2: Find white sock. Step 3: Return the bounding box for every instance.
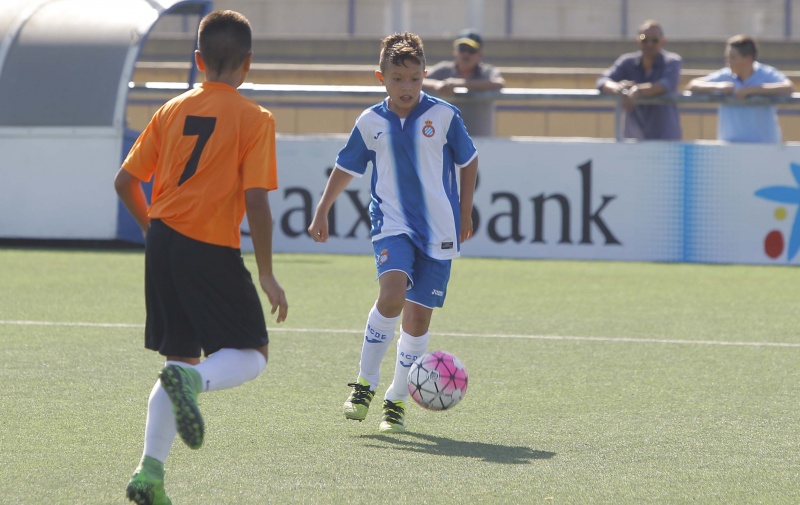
[385,328,429,402]
[193,348,267,392]
[142,360,187,463]
[357,303,399,389]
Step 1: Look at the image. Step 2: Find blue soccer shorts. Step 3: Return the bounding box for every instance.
[372,234,452,308]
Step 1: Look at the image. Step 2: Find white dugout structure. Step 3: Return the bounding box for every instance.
[2,1,800,266]
[0,0,210,243]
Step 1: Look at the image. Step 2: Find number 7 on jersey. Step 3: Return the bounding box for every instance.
[178,115,217,186]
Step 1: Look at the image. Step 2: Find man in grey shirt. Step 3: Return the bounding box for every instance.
[597,19,682,140]
[423,30,506,137]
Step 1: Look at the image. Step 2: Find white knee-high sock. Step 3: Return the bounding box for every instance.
[385,328,429,402]
[193,348,267,392]
[357,303,399,389]
[142,360,187,463]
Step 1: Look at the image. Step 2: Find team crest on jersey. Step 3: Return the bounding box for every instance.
[422,120,435,138]
[377,249,390,265]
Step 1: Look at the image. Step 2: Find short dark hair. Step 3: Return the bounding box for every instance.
[379,32,425,72]
[727,34,758,60]
[197,10,252,75]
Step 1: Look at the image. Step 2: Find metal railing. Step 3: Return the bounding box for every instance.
[128,82,800,141]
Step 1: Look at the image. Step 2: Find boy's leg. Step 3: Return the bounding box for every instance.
[126,361,187,505]
[379,252,449,433]
[126,455,172,505]
[143,373,178,462]
[158,363,204,450]
[385,325,431,402]
[380,326,430,433]
[159,348,267,450]
[155,226,269,447]
[358,302,399,387]
[344,303,399,420]
[193,347,267,392]
[344,236,410,421]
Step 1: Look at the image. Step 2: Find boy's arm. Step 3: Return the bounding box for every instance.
[308,168,355,242]
[245,187,288,323]
[459,157,478,243]
[114,168,150,236]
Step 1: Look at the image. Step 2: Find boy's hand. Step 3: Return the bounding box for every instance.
[308,213,329,242]
[259,274,288,323]
[308,169,353,243]
[460,212,474,243]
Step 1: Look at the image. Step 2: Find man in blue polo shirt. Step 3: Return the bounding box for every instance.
[686,34,794,143]
[597,19,683,141]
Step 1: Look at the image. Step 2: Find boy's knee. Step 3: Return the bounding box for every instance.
[376,295,405,317]
[256,346,269,366]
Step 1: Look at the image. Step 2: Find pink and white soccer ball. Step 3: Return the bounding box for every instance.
[407,350,468,410]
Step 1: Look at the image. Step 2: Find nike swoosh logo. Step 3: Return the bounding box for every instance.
[365,337,383,343]
[399,361,413,367]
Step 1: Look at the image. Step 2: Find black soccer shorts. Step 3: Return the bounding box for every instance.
[143,219,269,357]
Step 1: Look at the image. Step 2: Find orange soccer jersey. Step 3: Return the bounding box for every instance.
[122,81,277,248]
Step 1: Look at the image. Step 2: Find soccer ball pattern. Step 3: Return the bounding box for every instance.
[407,350,468,410]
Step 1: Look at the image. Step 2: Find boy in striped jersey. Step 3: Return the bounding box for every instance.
[308,32,478,433]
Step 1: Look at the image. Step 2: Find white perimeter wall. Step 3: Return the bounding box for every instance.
[0,127,122,240]
[4,131,800,266]
[246,136,800,266]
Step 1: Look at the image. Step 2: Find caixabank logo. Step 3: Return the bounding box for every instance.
[754,162,800,261]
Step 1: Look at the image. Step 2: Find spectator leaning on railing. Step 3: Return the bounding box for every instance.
[422,29,506,137]
[686,34,794,144]
[596,19,682,141]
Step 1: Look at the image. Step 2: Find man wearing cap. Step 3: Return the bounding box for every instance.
[423,29,506,137]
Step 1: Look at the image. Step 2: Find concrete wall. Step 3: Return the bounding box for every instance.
[152,0,800,41]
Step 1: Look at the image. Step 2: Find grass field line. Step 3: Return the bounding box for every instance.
[3,319,800,348]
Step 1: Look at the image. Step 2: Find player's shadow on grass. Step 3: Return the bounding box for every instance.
[362,432,555,464]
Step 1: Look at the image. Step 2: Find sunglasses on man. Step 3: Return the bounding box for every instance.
[639,34,660,44]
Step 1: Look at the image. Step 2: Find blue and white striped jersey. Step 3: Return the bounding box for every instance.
[335,92,478,260]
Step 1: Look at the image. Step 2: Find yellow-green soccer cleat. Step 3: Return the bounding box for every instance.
[125,456,172,505]
[343,378,375,421]
[379,400,406,433]
[159,364,204,449]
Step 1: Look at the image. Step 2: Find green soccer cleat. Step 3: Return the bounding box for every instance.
[125,456,172,505]
[379,400,406,433]
[159,364,204,449]
[343,378,375,421]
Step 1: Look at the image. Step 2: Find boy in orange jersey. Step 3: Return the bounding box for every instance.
[114,10,288,505]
